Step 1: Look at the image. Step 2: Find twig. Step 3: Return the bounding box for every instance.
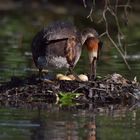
[99,32,107,38]
[86,0,95,21]
[83,0,131,70]
[91,87,106,92]
[127,92,139,100]
[107,7,125,52]
[72,83,87,93]
[87,7,94,21]
[102,0,131,70]
[83,0,87,8]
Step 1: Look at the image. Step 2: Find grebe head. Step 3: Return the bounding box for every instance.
[82,28,103,79]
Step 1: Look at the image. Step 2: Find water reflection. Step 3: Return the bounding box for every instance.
[0,103,140,140]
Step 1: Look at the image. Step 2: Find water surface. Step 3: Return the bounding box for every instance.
[0,104,140,140]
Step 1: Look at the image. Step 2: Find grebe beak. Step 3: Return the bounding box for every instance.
[89,51,98,80]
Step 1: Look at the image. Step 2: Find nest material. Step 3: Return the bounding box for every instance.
[0,73,140,106]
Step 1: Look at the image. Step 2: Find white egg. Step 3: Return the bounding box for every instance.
[56,74,64,79]
[67,74,76,80]
[78,74,88,81]
[58,75,72,81]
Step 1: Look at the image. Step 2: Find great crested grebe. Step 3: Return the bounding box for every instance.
[31,21,102,79]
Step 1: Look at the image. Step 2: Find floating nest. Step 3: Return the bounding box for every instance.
[0,73,140,107]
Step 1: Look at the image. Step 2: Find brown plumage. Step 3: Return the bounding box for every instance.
[31,21,103,79]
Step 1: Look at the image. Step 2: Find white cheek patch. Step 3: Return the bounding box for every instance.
[92,51,98,58]
[88,51,98,63]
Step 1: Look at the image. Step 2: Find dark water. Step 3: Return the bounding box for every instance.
[0,4,140,140]
[0,104,140,140]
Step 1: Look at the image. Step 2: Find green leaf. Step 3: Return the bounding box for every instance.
[59,92,81,106]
